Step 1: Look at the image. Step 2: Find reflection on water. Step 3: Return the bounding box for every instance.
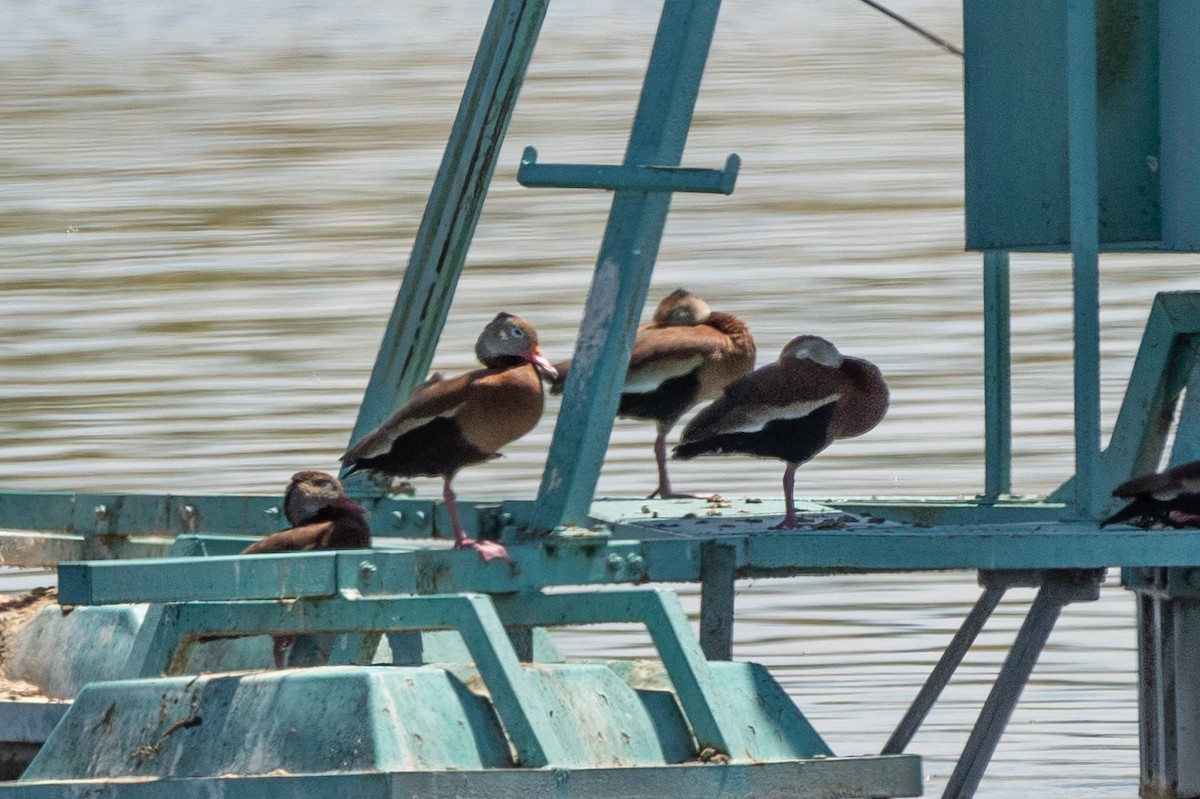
[0,0,1177,794]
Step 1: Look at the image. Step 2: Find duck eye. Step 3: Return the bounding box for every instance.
[510,326,525,338]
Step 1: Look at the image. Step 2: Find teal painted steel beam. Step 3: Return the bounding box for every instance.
[55,525,1200,610]
[699,540,737,660]
[517,147,740,194]
[1052,292,1200,509]
[982,250,1012,500]
[939,570,1101,799]
[1,758,924,799]
[530,0,726,532]
[882,581,1006,755]
[1066,0,1102,519]
[57,540,645,605]
[345,0,550,460]
[58,552,338,606]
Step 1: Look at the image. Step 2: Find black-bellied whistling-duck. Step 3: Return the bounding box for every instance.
[341,313,557,562]
[241,470,371,668]
[1101,460,1200,528]
[551,288,755,498]
[673,334,888,529]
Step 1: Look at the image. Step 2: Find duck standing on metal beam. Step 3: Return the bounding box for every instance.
[242,470,371,668]
[552,288,756,498]
[673,335,888,529]
[341,313,558,563]
[1101,460,1200,528]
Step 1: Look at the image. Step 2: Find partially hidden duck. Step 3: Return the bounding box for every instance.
[552,288,755,498]
[241,470,371,668]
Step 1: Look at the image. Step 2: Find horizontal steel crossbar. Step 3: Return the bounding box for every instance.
[55,524,1200,606]
[517,146,740,194]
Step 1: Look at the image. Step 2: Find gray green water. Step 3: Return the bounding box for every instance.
[4,1,1196,794]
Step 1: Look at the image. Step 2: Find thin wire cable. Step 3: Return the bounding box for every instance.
[857,0,964,57]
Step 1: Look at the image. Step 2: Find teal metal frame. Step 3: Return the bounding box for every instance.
[6,1,1200,797]
[529,0,732,532]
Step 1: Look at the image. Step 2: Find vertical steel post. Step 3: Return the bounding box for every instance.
[346,0,550,453]
[699,540,737,661]
[982,250,1012,500]
[1066,0,1102,519]
[530,0,724,531]
[1131,568,1200,799]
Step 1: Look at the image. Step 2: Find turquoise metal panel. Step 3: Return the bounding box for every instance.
[22,668,514,779]
[1159,0,1200,250]
[517,147,740,194]
[531,0,725,531]
[982,250,1012,500]
[964,0,1163,250]
[964,1,1070,250]
[345,0,550,456]
[603,659,834,761]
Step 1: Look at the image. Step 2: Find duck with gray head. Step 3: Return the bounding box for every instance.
[674,335,887,529]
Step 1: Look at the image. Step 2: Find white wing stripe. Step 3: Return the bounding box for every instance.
[719,395,839,434]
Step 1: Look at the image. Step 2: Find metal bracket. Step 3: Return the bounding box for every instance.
[880,569,1103,799]
[516,146,740,195]
[126,589,745,762]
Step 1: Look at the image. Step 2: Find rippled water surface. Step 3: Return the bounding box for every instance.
[3,1,1190,795]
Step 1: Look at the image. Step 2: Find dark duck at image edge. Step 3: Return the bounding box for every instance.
[1101,459,1200,529]
[551,288,755,499]
[241,470,371,668]
[340,312,558,563]
[673,334,888,529]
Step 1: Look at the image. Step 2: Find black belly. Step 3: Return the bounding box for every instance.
[348,416,491,478]
[619,372,700,426]
[675,404,836,465]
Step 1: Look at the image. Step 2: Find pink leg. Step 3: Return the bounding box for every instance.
[648,431,707,500]
[445,476,510,563]
[771,463,799,529]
